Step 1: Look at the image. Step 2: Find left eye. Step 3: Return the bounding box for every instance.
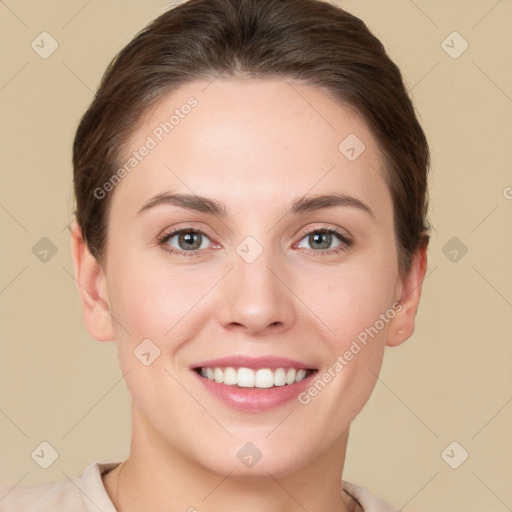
[164,230,212,251]
[297,230,344,251]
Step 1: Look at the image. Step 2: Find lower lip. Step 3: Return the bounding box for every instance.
[194,371,316,412]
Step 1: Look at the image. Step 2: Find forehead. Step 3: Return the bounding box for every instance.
[110,77,390,218]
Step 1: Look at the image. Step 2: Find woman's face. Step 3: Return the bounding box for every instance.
[95,78,414,476]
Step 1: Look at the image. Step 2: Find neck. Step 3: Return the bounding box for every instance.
[103,407,359,512]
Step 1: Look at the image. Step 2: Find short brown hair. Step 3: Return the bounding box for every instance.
[73,0,430,274]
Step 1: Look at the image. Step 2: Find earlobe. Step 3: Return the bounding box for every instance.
[70,220,114,342]
[386,245,428,347]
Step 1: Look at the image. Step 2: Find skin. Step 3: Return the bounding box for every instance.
[71,77,427,512]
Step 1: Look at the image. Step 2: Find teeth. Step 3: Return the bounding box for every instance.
[285,368,296,385]
[198,366,311,388]
[273,368,286,387]
[296,369,307,381]
[223,367,237,385]
[214,367,224,383]
[237,367,255,388]
[254,369,274,388]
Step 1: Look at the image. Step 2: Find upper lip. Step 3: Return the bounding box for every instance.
[191,355,316,370]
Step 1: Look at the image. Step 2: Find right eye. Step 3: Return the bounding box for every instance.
[157,228,215,256]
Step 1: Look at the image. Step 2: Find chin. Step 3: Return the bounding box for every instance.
[192,438,315,480]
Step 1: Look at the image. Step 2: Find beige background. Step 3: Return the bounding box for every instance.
[0,1,511,511]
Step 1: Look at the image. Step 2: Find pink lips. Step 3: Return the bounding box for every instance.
[191,355,314,370]
[191,355,317,412]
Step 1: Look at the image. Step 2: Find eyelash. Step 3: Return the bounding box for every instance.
[157,225,354,258]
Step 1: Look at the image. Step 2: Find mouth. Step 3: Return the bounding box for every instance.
[193,366,316,389]
[190,356,318,411]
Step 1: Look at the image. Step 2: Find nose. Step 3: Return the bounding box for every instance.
[214,249,296,336]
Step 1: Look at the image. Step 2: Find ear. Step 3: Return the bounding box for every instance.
[386,245,428,347]
[70,220,114,342]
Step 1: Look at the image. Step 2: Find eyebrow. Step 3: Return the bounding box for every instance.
[137,192,226,216]
[290,193,374,218]
[136,192,374,218]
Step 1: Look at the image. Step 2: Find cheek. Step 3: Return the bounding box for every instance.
[295,269,396,432]
[295,249,399,417]
[105,258,209,411]
[108,256,220,342]
[302,255,399,347]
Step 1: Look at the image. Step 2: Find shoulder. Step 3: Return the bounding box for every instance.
[0,478,84,512]
[0,461,120,512]
[343,480,400,512]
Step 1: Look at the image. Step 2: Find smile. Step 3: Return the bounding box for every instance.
[195,366,314,389]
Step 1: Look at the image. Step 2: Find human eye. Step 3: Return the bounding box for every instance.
[157,227,216,257]
[295,225,354,256]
